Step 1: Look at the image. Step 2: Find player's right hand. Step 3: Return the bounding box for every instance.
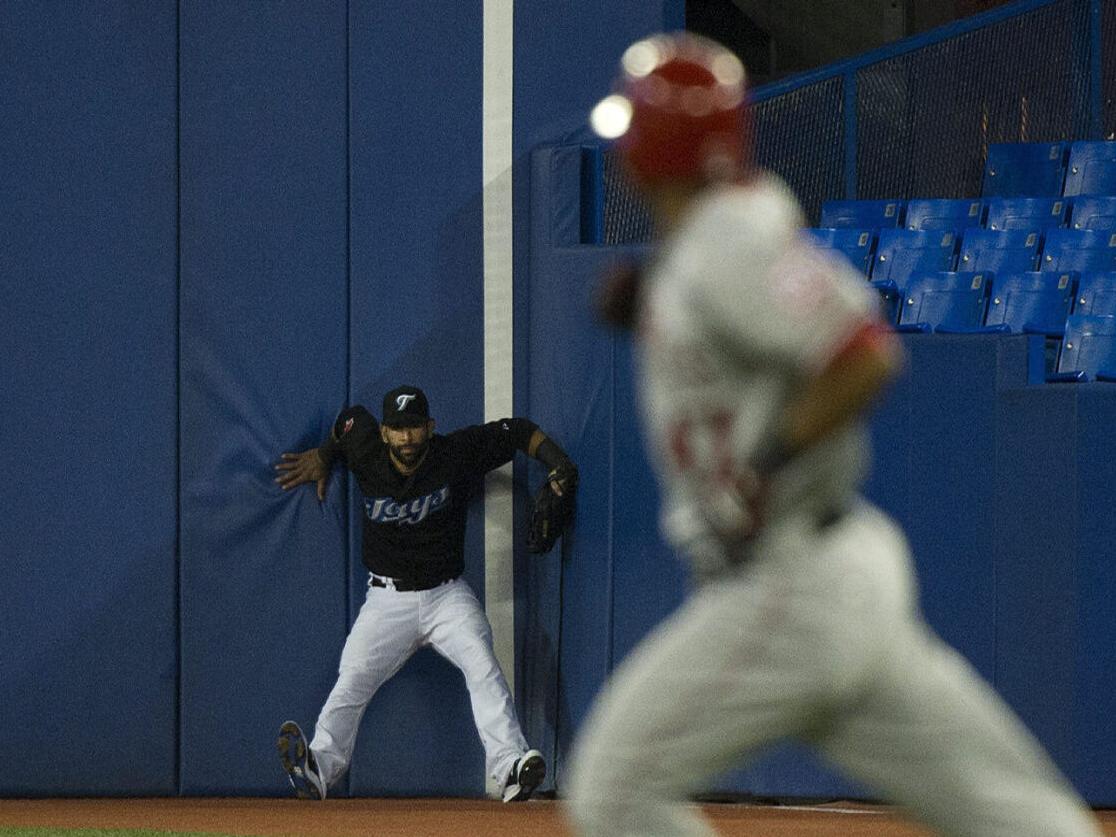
[275,449,329,501]
[703,467,770,546]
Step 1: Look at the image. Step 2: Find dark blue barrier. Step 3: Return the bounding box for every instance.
[177,2,350,795]
[994,383,1116,803]
[511,1,683,785]
[0,2,179,795]
[345,3,489,797]
[872,334,1041,683]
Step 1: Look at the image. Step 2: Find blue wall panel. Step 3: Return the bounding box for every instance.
[896,336,1031,683]
[347,2,489,797]
[608,332,686,669]
[0,2,178,795]
[1068,386,1116,803]
[513,1,683,791]
[993,386,1079,778]
[530,246,619,785]
[178,2,350,795]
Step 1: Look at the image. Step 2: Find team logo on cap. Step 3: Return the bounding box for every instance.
[396,393,417,410]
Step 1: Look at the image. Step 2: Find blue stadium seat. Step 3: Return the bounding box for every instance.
[1049,314,1116,382]
[1040,229,1116,272]
[981,142,1067,197]
[896,271,993,334]
[1068,196,1116,231]
[904,198,985,233]
[871,279,902,324]
[819,199,904,230]
[1062,141,1116,197]
[957,228,1040,273]
[872,229,957,283]
[1072,271,1116,317]
[984,271,1075,336]
[984,197,1069,232]
[807,228,874,275]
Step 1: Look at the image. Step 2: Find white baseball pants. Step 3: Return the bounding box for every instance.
[567,503,1101,837]
[310,576,528,789]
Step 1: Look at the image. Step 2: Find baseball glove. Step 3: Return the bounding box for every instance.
[526,465,578,554]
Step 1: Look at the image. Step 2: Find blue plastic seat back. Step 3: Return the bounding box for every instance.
[984,197,1068,232]
[1041,229,1116,272]
[1073,271,1116,316]
[806,228,874,274]
[871,279,902,324]
[904,198,985,233]
[985,271,1075,334]
[872,229,957,283]
[898,271,990,331]
[1062,141,1116,197]
[957,228,1040,273]
[819,199,904,230]
[981,142,1067,197]
[1056,314,1116,379]
[1069,196,1116,231]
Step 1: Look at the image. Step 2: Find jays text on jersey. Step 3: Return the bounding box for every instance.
[318,406,537,587]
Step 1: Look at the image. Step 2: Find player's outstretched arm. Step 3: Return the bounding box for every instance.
[769,321,902,466]
[274,448,330,501]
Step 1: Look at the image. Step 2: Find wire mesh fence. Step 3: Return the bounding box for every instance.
[598,0,1107,235]
[1104,0,1116,139]
[856,0,1091,202]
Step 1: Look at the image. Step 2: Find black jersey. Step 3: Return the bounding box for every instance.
[318,406,537,586]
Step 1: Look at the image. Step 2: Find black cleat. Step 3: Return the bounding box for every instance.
[502,749,546,802]
[277,720,326,800]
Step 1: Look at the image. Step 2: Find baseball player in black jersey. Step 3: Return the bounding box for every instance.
[273,384,577,802]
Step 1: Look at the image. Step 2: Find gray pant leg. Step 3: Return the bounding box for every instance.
[817,622,1102,837]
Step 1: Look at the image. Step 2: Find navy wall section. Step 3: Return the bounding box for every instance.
[513,1,682,789]
[178,2,350,795]
[0,3,179,795]
[1,0,682,800]
[346,1,488,797]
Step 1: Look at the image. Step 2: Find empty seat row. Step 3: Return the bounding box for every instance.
[982,140,1116,197]
[869,271,1116,381]
[871,270,1115,332]
[819,195,1116,235]
[809,227,1116,280]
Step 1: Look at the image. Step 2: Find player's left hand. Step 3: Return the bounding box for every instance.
[527,462,579,554]
[547,461,578,497]
[275,449,330,501]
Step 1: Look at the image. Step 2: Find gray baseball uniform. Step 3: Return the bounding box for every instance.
[566,175,1100,837]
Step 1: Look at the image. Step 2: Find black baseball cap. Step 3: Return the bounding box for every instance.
[382,385,430,427]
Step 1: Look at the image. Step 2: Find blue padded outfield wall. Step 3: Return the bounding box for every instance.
[177,2,351,796]
[5,0,1116,804]
[0,0,677,798]
[0,4,179,795]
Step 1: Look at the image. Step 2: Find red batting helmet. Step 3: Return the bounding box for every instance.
[590,33,752,183]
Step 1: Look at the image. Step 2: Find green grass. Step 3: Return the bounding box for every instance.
[0,829,244,837]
